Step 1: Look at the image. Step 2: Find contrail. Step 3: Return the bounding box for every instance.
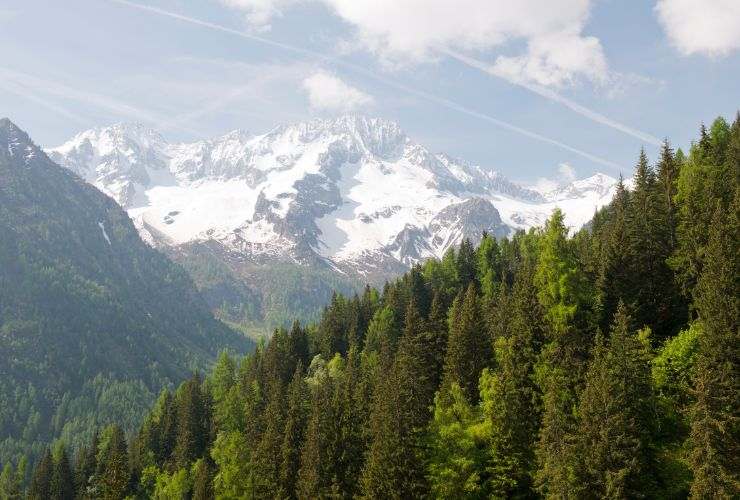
[107,0,623,171]
[0,66,204,137]
[442,49,661,146]
[0,79,90,126]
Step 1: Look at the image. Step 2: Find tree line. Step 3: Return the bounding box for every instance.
[4,115,738,499]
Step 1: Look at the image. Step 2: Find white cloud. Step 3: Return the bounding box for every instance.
[219,0,296,30]
[558,162,577,182]
[302,71,373,112]
[222,0,607,87]
[655,0,740,57]
[533,162,578,193]
[492,29,607,87]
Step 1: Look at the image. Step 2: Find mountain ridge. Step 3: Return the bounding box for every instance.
[48,115,620,283]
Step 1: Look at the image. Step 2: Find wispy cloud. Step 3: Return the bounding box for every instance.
[0,66,202,136]
[442,49,661,146]
[106,0,623,171]
[0,79,90,125]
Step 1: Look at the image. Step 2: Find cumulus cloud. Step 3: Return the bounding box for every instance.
[222,0,608,87]
[655,0,740,57]
[303,71,374,112]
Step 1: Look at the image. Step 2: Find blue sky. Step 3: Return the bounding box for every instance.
[0,0,738,185]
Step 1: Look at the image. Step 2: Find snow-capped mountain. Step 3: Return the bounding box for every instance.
[48,115,619,281]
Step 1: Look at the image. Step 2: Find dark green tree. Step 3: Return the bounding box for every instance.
[28,450,53,500]
[442,284,490,404]
[50,444,74,500]
[574,305,656,498]
[688,200,739,499]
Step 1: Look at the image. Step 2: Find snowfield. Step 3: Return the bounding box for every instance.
[48,115,620,278]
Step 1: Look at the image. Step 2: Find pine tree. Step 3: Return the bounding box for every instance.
[574,305,656,498]
[442,284,490,404]
[28,450,52,500]
[50,444,75,500]
[688,200,740,499]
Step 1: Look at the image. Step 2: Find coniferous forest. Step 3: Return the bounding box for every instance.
[4,116,738,499]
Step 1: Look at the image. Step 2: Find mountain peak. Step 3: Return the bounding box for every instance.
[0,118,43,164]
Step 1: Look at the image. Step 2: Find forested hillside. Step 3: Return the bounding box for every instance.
[7,115,739,499]
[0,120,254,477]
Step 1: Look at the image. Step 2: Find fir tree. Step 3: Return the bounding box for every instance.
[688,200,740,499]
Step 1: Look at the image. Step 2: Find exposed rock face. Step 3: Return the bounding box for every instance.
[48,115,620,283]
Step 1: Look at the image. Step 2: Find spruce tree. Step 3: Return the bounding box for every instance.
[574,305,656,498]
[191,459,214,500]
[174,374,208,469]
[279,363,308,499]
[442,284,490,404]
[456,238,478,289]
[253,380,285,497]
[97,425,130,500]
[296,370,338,499]
[361,300,436,498]
[596,177,634,331]
[627,148,683,339]
[29,450,53,500]
[688,200,739,499]
[484,263,543,497]
[75,432,97,499]
[50,444,74,500]
[0,462,21,500]
[534,208,588,497]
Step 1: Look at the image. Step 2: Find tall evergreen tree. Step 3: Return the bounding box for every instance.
[688,200,740,499]
[574,305,656,498]
[483,263,543,497]
[28,450,52,500]
[279,363,308,499]
[534,208,589,497]
[174,374,209,469]
[50,444,74,500]
[96,425,130,500]
[442,284,490,404]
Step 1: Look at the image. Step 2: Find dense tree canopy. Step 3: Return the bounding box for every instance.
[7,115,739,499]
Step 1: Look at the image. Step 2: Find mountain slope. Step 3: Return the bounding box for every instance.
[48,115,620,331]
[0,119,253,464]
